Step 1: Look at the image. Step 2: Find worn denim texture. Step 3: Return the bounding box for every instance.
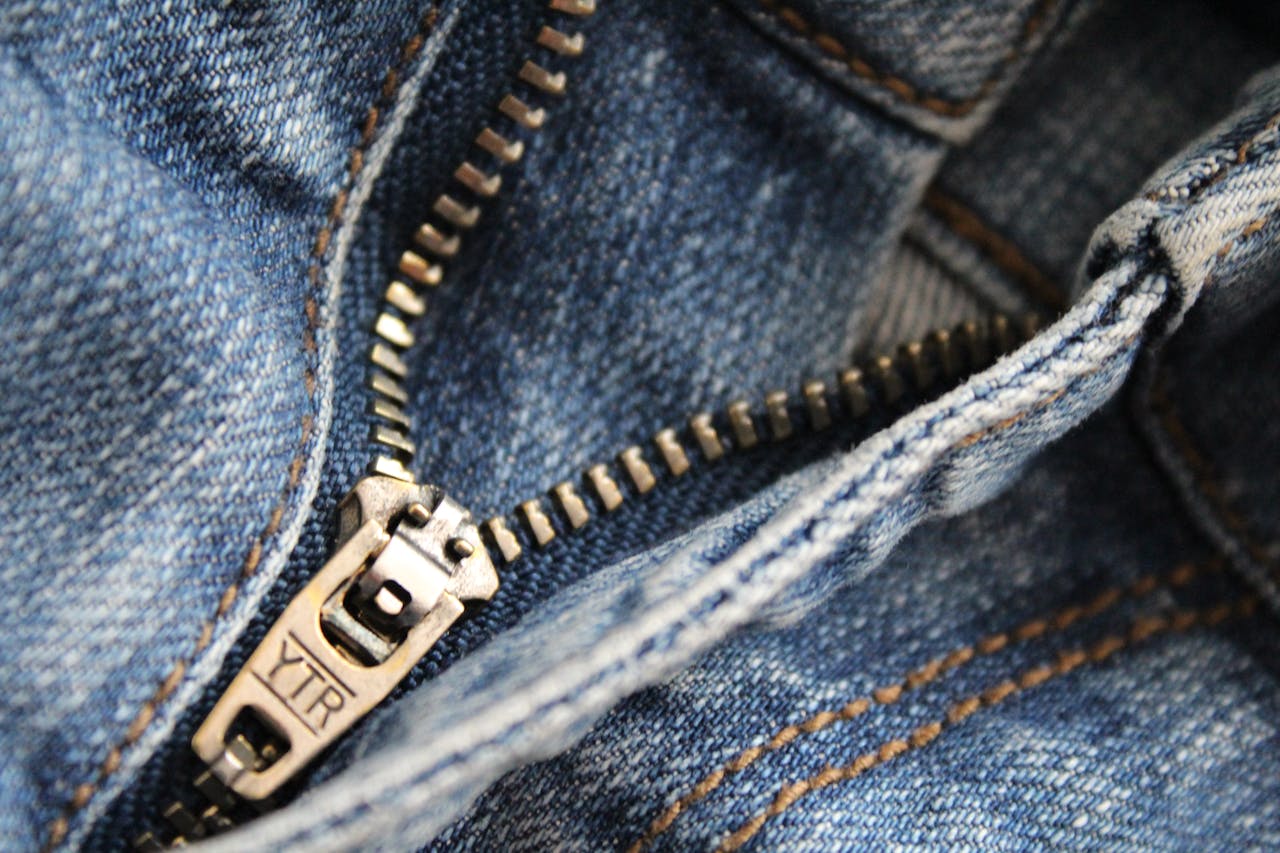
[0,0,1278,850]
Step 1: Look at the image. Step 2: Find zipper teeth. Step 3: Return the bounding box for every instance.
[130,5,596,851]
[477,312,1042,566]
[367,0,596,484]
[134,308,1035,851]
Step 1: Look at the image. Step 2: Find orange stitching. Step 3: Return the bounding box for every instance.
[1238,112,1280,163]
[922,188,1067,311]
[756,0,1058,118]
[717,595,1257,852]
[41,9,441,850]
[1146,109,1280,201]
[953,325,1145,450]
[629,558,1219,851]
[955,386,1069,449]
[1141,196,1280,582]
[1148,372,1272,565]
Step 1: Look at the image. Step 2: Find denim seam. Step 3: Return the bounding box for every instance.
[953,383,1069,447]
[43,8,443,850]
[716,594,1258,851]
[754,0,1058,118]
[214,260,1160,848]
[921,186,1067,311]
[239,85,1273,848]
[630,557,1217,851]
[249,283,1154,845]
[1125,166,1280,613]
[1148,373,1275,566]
[1144,108,1280,203]
[1132,360,1280,615]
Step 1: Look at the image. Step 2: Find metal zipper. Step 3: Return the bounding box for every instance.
[134,301,1035,847]
[132,2,1042,844]
[477,312,1040,564]
[132,1,595,847]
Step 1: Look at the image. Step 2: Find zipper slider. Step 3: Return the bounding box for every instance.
[191,476,498,801]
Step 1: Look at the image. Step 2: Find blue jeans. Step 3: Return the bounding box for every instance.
[1,0,1278,849]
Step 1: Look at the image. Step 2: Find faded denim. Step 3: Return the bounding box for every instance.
[0,0,1278,850]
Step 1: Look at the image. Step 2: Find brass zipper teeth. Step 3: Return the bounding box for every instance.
[478,313,1041,566]
[133,4,595,851]
[366,0,593,486]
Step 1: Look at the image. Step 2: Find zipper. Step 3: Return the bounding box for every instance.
[131,305,1036,847]
[474,311,1041,564]
[131,1,596,847]
[131,1,1042,845]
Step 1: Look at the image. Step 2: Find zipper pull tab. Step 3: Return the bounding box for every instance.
[191,476,498,800]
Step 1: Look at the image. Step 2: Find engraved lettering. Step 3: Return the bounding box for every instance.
[288,663,323,701]
[267,639,304,679]
[306,686,346,731]
[254,636,354,735]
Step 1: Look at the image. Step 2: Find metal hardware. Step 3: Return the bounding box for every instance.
[399,250,443,286]
[476,127,524,163]
[618,446,656,494]
[138,0,594,844]
[537,26,585,57]
[499,93,546,129]
[764,390,792,441]
[455,162,502,197]
[689,413,725,461]
[653,428,690,476]
[727,400,758,449]
[192,477,498,801]
[518,60,567,96]
[519,498,557,546]
[803,380,831,430]
[552,482,591,529]
[585,463,624,511]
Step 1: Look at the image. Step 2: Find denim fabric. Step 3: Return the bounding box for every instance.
[0,1,443,846]
[724,0,1088,141]
[433,409,1280,850]
[397,0,941,515]
[934,0,1278,293]
[1,0,1279,850]
[200,245,1161,851]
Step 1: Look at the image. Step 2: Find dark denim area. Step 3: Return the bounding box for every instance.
[388,3,1280,847]
[934,0,1278,292]
[88,1,948,843]
[394,0,938,517]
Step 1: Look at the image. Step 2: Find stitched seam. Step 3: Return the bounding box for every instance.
[756,0,1058,118]
[259,264,1157,845]
[1148,371,1274,565]
[1145,109,1280,203]
[41,9,441,850]
[1138,189,1280,588]
[629,557,1218,851]
[922,187,1067,312]
[943,327,1137,449]
[954,384,1069,448]
[716,594,1257,852]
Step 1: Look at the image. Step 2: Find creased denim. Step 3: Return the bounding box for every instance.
[0,0,1277,851]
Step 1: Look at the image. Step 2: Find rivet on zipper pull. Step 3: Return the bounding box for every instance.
[191,476,498,801]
